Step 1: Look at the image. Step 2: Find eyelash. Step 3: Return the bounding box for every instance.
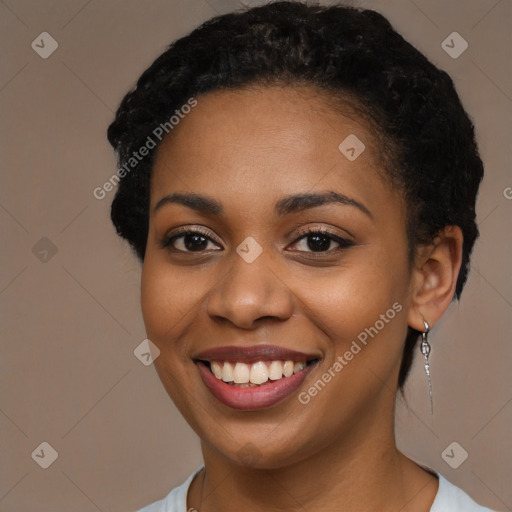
[160,226,355,256]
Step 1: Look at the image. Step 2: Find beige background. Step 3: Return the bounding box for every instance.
[0,0,511,511]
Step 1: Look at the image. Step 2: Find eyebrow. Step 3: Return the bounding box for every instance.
[153,190,372,219]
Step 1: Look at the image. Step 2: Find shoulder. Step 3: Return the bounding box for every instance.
[135,467,204,512]
[431,473,498,512]
[136,467,498,512]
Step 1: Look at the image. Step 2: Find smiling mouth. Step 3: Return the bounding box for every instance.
[199,358,319,387]
[193,345,321,410]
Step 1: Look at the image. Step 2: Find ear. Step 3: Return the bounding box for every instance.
[407,225,464,331]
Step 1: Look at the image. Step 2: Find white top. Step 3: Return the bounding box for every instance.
[136,466,497,512]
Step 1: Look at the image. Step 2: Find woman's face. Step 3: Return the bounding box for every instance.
[141,86,416,468]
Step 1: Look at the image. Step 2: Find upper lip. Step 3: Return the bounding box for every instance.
[193,344,320,364]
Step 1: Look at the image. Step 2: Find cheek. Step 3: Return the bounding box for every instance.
[293,254,408,344]
[140,257,196,361]
[295,272,408,422]
[141,254,202,337]
[140,257,203,415]
[292,253,410,401]
[140,261,171,340]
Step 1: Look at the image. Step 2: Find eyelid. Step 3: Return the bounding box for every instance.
[160,225,222,250]
[172,225,217,239]
[288,225,355,254]
[293,223,354,241]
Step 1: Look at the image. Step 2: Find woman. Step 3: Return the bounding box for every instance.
[107,2,495,511]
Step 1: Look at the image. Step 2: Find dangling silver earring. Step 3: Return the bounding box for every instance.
[421,320,433,414]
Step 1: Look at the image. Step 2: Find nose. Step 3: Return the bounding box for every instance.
[206,250,294,329]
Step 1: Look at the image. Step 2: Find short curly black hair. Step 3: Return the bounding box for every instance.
[107,1,484,389]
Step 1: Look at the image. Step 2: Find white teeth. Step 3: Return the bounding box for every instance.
[221,361,234,382]
[268,360,283,380]
[250,361,269,385]
[294,362,306,373]
[211,361,223,379]
[211,359,310,385]
[233,362,250,383]
[283,360,294,377]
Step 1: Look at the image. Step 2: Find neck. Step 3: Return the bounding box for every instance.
[188,402,438,512]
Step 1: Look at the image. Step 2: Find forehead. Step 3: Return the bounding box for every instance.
[150,86,398,216]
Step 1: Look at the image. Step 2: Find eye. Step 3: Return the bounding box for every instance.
[289,228,354,254]
[161,226,354,255]
[161,228,222,253]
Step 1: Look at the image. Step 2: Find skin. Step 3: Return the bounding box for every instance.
[141,86,463,511]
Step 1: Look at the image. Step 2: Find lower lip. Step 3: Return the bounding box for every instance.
[196,361,317,410]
